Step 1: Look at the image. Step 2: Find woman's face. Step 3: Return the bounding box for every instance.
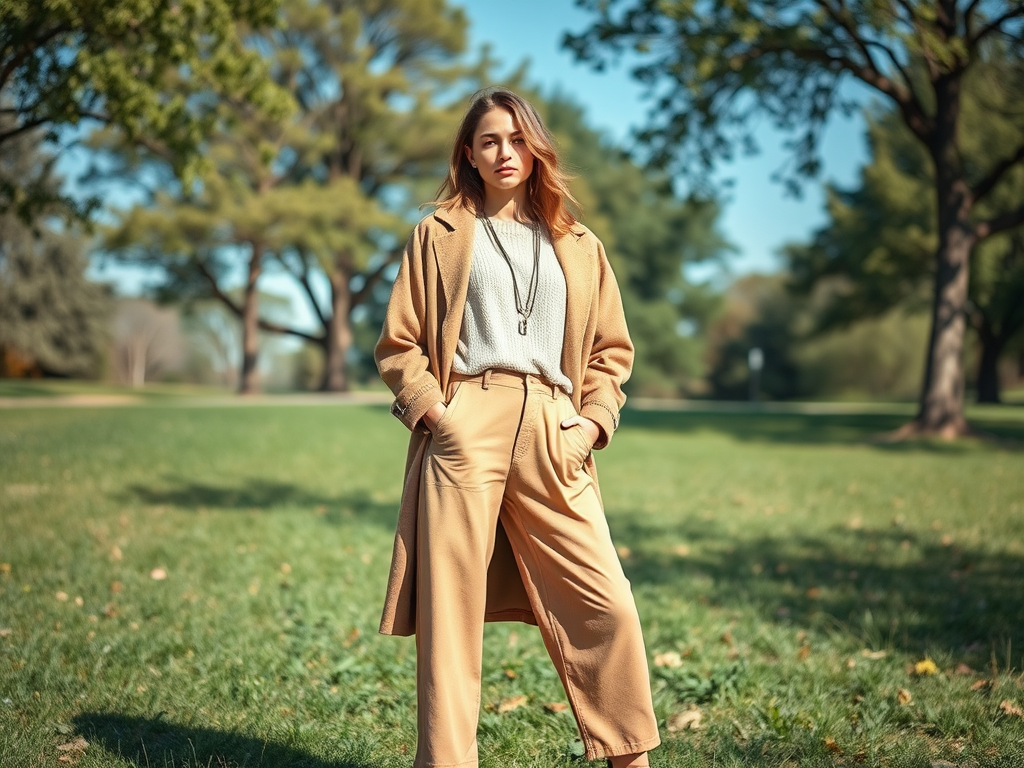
[465,107,535,196]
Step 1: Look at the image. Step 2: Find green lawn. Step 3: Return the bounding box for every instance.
[2,404,1023,767]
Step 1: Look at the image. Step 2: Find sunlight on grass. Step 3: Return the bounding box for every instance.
[1,405,1023,767]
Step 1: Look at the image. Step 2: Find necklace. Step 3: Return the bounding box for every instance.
[481,216,541,335]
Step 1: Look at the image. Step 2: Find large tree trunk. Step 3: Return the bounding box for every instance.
[239,242,263,395]
[906,74,974,438]
[975,323,1003,404]
[321,257,352,392]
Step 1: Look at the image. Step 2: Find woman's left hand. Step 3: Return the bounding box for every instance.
[560,415,600,449]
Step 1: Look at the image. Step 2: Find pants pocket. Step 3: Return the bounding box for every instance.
[432,379,466,437]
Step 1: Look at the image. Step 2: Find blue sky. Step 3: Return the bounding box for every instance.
[86,0,873,310]
[462,0,870,279]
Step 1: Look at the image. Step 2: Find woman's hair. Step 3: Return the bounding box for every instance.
[432,87,580,239]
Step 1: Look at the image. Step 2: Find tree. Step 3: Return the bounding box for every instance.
[0,125,110,377]
[567,0,1024,437]
[105,0,474,392]
[540,95,731,397]
[0,0,289,222]
[785,74,1024,403]
[112,299,185,387]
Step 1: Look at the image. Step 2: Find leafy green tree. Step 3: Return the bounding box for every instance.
[786,71,1024,403]
[105,0,474,392]
[541,96,731,397]
[0,127,110,377]
[568,0,1024,437]
[0,0,289,221]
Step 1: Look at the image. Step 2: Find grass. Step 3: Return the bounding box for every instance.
[1,402,1023,767]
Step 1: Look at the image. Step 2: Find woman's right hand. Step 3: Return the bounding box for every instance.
[422,401,447,433]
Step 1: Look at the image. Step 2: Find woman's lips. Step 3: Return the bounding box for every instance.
[496,167,515,175]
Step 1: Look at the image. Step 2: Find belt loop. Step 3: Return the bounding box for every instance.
[481,369,491,390]
[550,380,557,398]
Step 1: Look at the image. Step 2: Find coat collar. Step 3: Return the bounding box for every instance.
[430,205,594,388]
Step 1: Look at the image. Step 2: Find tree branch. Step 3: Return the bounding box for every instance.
[194,258,244,316]
[972,139,1024,203]
[351,251,399,308]
[276,249,327,328]
[969,6,1024,47]
[976,203,1024,241]
[256,317,323,344]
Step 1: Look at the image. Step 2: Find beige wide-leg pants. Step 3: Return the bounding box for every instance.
[414,368,661,767]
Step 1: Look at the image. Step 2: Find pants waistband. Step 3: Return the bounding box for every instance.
[450,368,560,397]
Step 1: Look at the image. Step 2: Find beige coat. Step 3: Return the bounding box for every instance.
[374,205,634,636]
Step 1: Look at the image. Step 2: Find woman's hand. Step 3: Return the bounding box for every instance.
[422,401,447,433]
[560,415,600,448]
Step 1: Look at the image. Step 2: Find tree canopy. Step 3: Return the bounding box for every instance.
[0,0,290,221]
[568,0,1024,436]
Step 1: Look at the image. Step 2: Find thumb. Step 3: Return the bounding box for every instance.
[560,416,580,430]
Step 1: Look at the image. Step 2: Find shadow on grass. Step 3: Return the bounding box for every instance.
[621,408,1024,448]
[74,712,375,768]
[125,480,398,528]
[614,514,1024,661]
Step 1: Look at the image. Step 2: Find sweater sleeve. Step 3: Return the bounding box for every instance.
[579,236,634,450]
[374,222,445,432]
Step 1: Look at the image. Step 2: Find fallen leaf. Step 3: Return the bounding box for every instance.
[805,587,822,599]
[343,627,360,647]
[56,737,88,752]
[970,679,991,691]
[797,644,811,661]
[55,591,69,602]
[102,603,118,618]
[667,707,703,731]
[110,545,122,561]
[954,663,976,676]
[999,700,1024,718]
[673,544,690,557]
[616,546,632,560]
[280,562,292,574]
[74,596,84,607]
[824,736,841,754]
[0,628,12,638]
[654,651,683,668]
[898,688,913,705]
[149,568,167,581]
[0,563,10,573]
[504,668,517,679]
[360,553,372,565]
[914,658,939,676]
[720,630,734,645]
[497,694,528,713]
[110,581,124,594]
[544,702,569,713]
[861,649,887,660]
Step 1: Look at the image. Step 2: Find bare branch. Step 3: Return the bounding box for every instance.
[351,251,399,308]
[972,139,1024,203]
[969,6,1024,47]
[976,203,1024,241]
[276,250,327,327]
[256,317,323,344]
[194,258,243,316]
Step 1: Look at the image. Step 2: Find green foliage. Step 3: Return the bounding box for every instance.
[0,0,289,221]
[0,130,111,377]
[539,94,731,397]
[1,403,1023,765]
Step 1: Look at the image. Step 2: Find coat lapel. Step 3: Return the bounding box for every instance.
[553,225,593,403]
[432,207,476,381]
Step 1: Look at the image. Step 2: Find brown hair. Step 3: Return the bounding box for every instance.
[433,87,580,239]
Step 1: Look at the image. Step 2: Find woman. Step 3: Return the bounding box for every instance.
[375,87,660,768]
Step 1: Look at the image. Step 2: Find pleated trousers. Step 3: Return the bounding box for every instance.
[414,368,661,767]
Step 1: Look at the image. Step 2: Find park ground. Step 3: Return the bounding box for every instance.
[1,391,1024,767]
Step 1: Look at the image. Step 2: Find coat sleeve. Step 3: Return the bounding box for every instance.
[374,222,445,432]
[579,236,634,450]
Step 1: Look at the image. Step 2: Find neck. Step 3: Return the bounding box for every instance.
[482,185,529,222]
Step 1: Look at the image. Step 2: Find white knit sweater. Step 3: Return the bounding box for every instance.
[452,217,572,394]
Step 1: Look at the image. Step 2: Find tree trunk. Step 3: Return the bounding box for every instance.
[908,74,974,438]
[975,323,1003,404]
[239,242,263,395]
[321,257,352,392]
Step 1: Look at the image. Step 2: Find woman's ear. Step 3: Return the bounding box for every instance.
[464,145,477,169]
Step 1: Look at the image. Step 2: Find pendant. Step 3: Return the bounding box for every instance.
[518,317,527,335]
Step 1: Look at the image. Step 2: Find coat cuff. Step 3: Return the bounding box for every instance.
[390,381,444,433]
[581,400,619,450]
